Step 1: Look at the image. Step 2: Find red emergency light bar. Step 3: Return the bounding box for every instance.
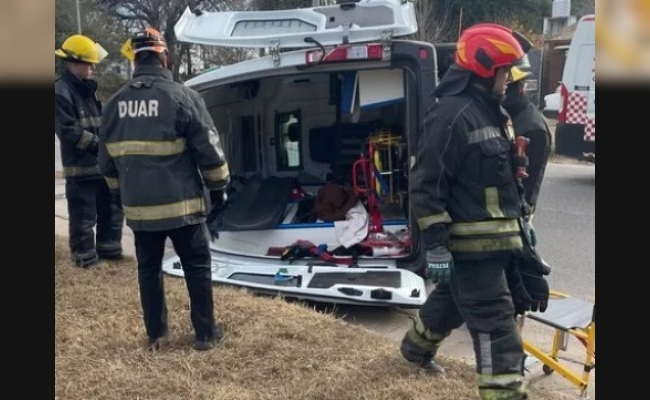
[306,43,384,64]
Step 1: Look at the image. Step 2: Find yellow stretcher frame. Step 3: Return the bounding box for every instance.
[520,290,595,399]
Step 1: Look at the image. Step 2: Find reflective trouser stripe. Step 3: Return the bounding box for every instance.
[450,219,520,236]
[450,236,523,252]
[96,241,122,252]
[477,373,526,388]
[485,187,505,218]
[71,249,97,261]
[123,197,205,221]
[479,332,494,375]
[476,331,527,400]
[477,373,527,400]
[406,315,449,352]
[63,165,100,177]
[96,241,122,257]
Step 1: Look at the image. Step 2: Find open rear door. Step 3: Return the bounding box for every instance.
[175,0,417,49]
[166,0,426,308]
[162,254,427,308]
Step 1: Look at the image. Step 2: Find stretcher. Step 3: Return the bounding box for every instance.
[520,290,595,399]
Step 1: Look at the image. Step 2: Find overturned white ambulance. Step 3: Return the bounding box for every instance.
[162,0,454,308]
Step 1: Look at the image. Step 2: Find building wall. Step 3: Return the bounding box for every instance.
[540,39,571,104]
[545,49,566,94]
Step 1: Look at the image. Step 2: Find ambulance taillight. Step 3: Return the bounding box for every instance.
[306,43,384,64]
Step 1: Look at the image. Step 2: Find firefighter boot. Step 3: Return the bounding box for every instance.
[194,324,224,351]
[147,329,170,352]
[478,379,529,400]
[400,330,445,374]
[74,253,100,268]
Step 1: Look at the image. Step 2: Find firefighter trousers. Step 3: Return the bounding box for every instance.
[133,223,216,342]
[404,253,527,400]
[65,178,124,265]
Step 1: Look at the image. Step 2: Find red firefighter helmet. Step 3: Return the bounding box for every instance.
[130,27,168,55]
[456,23,525,78]
[121,27,168,61]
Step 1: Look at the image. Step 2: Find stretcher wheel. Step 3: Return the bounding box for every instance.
[542,364,554,375]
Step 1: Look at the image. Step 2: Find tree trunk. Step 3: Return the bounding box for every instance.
[186,45,193,78]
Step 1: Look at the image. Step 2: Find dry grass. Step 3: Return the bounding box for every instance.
[55,234,567,400]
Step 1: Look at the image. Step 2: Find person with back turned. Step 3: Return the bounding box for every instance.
[98,28,231,351]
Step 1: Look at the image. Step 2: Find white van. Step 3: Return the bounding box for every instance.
[161,0,451,308]
[554,14,595,162]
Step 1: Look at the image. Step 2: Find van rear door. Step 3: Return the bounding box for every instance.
[175,0,417,49]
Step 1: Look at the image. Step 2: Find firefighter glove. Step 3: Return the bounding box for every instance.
[426,245,453,285]
[523,245,551,276]
[522,218,537,247]
[520,270,550,312]
[87,135,99,156]
[516,252,551,312]
[506,266,533,316]
[210,190,227,210]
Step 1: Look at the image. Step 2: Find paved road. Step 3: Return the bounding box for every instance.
[532,163,595,302]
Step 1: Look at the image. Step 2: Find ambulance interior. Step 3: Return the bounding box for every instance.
[200,66,417,259]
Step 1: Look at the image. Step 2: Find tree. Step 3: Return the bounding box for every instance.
[55,0,126,74]
[55,0,130,100]
[96,0,240,81]
[57,0,567,83]
[572,0,595,17]
[419,0,552,42]
[413,0,453,43]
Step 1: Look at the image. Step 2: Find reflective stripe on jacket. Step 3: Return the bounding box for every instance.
[98,65,230,232]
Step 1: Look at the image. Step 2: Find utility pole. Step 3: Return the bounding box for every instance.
[75,0,82,33]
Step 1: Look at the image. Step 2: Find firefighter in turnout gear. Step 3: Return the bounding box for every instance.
[502,66,552,213]
[55,34,124,268]
[399,23,550,400]
[98,28,231,351]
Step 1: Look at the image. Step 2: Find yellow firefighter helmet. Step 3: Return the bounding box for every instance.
[55,34,107,64]
[510,66,532,83]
